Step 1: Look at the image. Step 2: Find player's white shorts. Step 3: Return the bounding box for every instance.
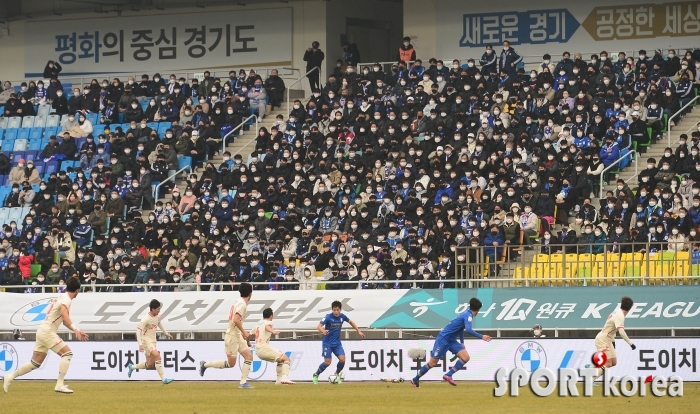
[255,345,283,362]
[143,340,157,357]
[224,332,249,357]
[33,329,65,354]
[595,334,616,359]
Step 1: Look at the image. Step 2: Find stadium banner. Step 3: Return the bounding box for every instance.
[371,286,700,329]
[0,290,406,333]
[0,338,697,381]
[2,286,699,332]
[435,0,700,59]
[23,8,293,78]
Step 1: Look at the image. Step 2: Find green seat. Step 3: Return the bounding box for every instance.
[30,264,42,278]
[662,114,669,133]
[264,212,273,219]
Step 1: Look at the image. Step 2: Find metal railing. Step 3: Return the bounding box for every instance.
[223,114,257,156]
[11,66,301,92]
[286,66,319,117]
[152,165,191,200]
[451,243,700,289]
[667,95,700,147]
[358,46,700,74]
[598,150,638,198]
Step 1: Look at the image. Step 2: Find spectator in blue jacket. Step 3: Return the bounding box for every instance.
[554,51,574,75]
[479,45,497,76]
[72,216,92,248]
[599,136,620,167]
[498,41,521,77]
[591,226,608,254]
[484,225,505,276]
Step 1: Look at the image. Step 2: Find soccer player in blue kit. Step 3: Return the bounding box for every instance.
[411,298,492,387]
[313,300,365,384]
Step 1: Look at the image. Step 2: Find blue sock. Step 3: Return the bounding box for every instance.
[446,359,466,377]
[414,363,431,380]
[315,362,329,376]
[336,361,345,374]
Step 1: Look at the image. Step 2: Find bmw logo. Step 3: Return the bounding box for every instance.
[10,298,57,327]
[0,343,18,373]
[515,341,548,373]
[240,347,266,380]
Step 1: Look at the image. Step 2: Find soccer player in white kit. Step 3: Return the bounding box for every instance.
[199,282,255,388]
[585,296,636,383]
[127,299,174,384]
[254,308,295,385]
[3,277,89,394]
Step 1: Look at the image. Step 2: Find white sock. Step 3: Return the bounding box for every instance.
[155,360,165,380]
[240,360,252,384]
[282,362,290,380]
[595,367,605,380]
[8,360,40,381]
[204,360,230,369]
[56,352,73,387]
[132,361,147,370]
[276,363,283,381]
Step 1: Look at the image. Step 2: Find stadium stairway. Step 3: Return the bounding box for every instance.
[140,93,305,221]
[499,105,700,281]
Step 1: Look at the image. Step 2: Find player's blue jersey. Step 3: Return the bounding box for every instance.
[320,312,350,346]
[437,310,483,343]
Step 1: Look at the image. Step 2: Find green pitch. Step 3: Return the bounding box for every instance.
[2,381,698,413]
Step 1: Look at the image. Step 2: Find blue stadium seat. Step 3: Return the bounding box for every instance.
[29,128,44,141]
[24,151,39,162]
[140,100,148,111]
[44,126,60,138]
[12,152,25,164]
[92,124,106,137]
[60,160,75,171]
[0,129,4,141]
[85,113,99,126]
[1,141,13,152]
[157,124,171,136]
[5,128,18,140]
[34,162,45,175]
[63,82,72,90]
[147,122,159,131]
[118,113,124,123]
[0,187,9,204]
[44,161,59,174]
[28,139,42,151]
[178,155,192,170]
[18,127,31,139]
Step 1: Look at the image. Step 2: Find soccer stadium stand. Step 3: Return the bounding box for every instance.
[1,44,700,294]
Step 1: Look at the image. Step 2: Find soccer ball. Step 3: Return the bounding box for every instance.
[328,374,340,384]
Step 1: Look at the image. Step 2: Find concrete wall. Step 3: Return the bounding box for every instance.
[0,0,326,95]
[403,0,437,61]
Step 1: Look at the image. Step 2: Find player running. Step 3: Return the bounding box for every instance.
[127,299,174,385]
[253,308,295,385]
[411,297,492,388]
[312,300,365,384]
[199,282,255,388]
[585,296,636,384]
[3,277,89,394]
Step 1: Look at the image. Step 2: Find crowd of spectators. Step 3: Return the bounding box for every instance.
[1,43,700,293]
